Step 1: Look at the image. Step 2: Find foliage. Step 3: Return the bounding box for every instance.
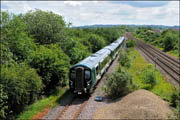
[0,10,128,119]
[118,50,131,68]
[163,32,178,52]
[1,11,37,62]
[23,9,67,45]
[17,88,67,120]
[0,43,15,66]
[170,89,180,108]
[64,38,91,65]
[0,64,42,117]
[127,47,175,102]
[135,27,179,57]
[87,34,106,53]
[139,64,157,90]
[126,39,136,48]
[104,67,134,99]
[29,44,70,93]
[0,85,8,120]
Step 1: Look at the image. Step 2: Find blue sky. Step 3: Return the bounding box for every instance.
[1,1,179,26]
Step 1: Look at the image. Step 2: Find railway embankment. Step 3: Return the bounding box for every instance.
[93,89,174,119]
[93,46,179,119]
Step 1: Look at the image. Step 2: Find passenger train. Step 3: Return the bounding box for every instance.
[69,37,125,94]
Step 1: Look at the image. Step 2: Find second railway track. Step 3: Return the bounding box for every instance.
[136,39,180,85]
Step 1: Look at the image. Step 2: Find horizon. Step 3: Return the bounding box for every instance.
[74,24,180,27]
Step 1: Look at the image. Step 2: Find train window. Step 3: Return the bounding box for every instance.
[70,70,76,79]
[96,66,99,75]
[85,70,91,79]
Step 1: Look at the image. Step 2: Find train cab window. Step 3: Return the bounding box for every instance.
[70,70,76,79]
[85,70,91,80]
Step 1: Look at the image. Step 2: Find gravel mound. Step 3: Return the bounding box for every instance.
[93,89,173,119]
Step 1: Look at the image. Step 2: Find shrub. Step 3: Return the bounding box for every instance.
[170,89,180,119]
[29,44,70,94]
[126,39,136,48]
[0,84,8,120]
[140,64,157,89]
[170,89,180,108]
[104,67,134,99]
[118,51,131,68]
[0,64,42,116]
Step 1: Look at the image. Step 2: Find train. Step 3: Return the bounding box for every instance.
[69,37,125,94]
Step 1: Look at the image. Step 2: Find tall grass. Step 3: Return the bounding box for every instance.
[127,47,176,102]
[17,88,67,120]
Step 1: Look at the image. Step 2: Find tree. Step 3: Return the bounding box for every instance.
[1,11,36,63]
[0,85,8,120]
[88,34,106,53]
[29,44,70,93]
[163,32,174,51]
[1,64,42,115]
[64,38,91,65]
[23,9,67,45]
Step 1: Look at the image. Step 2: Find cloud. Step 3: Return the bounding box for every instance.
[111,1,169,8]
[1,1,179,26]
[64,1,82,7]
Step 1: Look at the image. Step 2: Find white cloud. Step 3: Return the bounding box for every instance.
[64,1,82,7]
[1,1,179,26]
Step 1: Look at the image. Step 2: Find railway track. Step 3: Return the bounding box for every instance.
[43,54,120,120]
[136,39,180,85]
[56,95,88,120]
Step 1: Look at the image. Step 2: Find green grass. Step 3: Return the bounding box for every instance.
[167,50,179,58]
[17,88,67,120]
[127,47,176,101]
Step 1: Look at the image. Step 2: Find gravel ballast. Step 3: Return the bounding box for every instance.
[93,89,173,119]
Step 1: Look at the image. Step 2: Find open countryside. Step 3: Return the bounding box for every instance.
[1,1,180,120]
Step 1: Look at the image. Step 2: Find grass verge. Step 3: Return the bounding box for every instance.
[17,87,67,120]
[127,47,176,101]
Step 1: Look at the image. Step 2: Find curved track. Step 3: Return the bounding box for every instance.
[136,39,180,85]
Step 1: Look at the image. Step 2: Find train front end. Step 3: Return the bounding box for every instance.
[69,65,92,94]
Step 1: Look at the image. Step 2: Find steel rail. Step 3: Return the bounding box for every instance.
[136,41,180,84]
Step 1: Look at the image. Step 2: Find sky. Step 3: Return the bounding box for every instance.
[1,1,179,26]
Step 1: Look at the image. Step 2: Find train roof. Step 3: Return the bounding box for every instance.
[115,37,124,44]
[104,37,124,51]
[71,37,125,69]
[73,48,111,69]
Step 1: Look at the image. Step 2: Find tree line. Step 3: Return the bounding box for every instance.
[135,27,179,56]
[0,9,124,119]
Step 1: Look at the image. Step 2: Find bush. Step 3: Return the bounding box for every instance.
[118,51,131,68]
[126,39,136,48]
[170,89,180,119]
[140,64,157,89]
[104,67,134,99]
[0,85,8,120]
[0,64,42,116]
[29,44,70,94]
[170,89,180,108]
